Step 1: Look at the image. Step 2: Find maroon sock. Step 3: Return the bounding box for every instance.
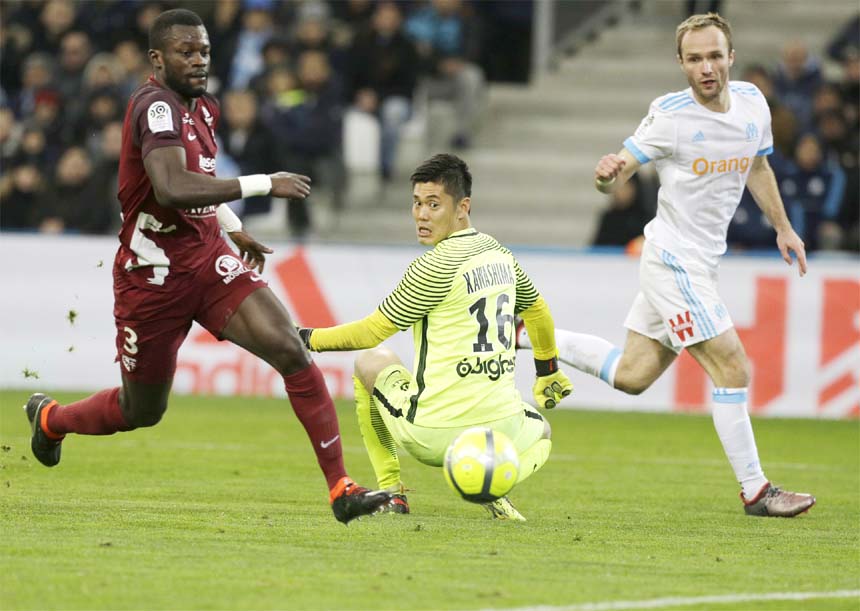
[47,388,133,436]
[283,363,347,490]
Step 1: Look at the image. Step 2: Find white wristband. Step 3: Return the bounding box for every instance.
[237,174,272,199]
[216,204,243,233]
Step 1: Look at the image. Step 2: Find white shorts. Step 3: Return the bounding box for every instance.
[623,241,733,352]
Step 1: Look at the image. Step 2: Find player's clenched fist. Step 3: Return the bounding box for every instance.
[594,153,626,187]
[533,370,573,410]
[270,172,312,199]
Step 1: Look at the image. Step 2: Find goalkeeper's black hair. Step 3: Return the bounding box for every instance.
[410,154,472,201]
[149,8,205,51]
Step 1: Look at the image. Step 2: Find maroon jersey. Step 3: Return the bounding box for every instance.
[116,76,224,290]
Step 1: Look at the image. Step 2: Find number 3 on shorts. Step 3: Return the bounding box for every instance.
[123,326,139,355]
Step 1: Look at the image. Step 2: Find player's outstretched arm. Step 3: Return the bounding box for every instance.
[594,148,641,194]
[299,310,399,352]
[143,146,311,209]
[746,155,808,277]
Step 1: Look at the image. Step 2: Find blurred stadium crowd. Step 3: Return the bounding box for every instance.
[0,1,857,253]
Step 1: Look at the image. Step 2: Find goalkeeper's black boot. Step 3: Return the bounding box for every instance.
[23,393,64,467]
[330,477,391,524]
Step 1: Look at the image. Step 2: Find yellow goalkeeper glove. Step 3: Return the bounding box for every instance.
[533,357,573,409]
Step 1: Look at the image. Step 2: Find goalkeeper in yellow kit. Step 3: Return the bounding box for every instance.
[298,154,572,520]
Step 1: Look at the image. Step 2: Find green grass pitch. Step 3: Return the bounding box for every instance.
[1,390,858,611]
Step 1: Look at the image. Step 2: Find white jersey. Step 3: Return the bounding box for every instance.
[623,81,773,268]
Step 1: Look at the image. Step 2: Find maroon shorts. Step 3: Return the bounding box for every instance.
[113,245,267,383]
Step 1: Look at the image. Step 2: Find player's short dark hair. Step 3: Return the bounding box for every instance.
[410,153,472,201]
[149,9,204,51]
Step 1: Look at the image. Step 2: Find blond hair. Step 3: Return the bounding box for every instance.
[676,13,733,57]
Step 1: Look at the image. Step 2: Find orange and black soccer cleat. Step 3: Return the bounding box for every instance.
[329,477,391,524]
[23,393,64,467]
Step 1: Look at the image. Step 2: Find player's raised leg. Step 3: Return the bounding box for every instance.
[518,324,676,395]
[221,287,390,523]
[24,322,180,467]
[354,347,409,514]
[687,330,815,517]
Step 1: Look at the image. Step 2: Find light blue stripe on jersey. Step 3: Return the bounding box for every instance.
[661,250,717,339]
[756,145,773,156]
[659,93,691,109]
[599,348,622,384]
[730,86,760,97]
[712,388,748,404]
[663,97,694,111]
[623,137,650,163]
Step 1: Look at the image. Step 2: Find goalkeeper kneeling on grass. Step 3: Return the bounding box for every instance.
[298,154,572,521]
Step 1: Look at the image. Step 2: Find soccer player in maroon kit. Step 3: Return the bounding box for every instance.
[23,8,390,524]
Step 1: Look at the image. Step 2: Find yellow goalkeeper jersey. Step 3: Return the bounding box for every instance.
[378,228,540,428]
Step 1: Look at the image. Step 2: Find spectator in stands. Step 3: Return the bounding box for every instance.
[0,107,22,168]
[816,109,859,252]
[56,30,92,107]
[773,40,823,131]
[13,124,52,172]
[227,1,275,90]
[780,132,846,252]
[13,52,54,119]
[219,89,280,216]
[247,36,292,98]
[131,2,166,52]
[36,146,114,235]
[113,39,150,99]
[33,0,77,55]
[348,1,420,181]
[290,4,347,71]
[837,51,859,130]
[91,120,123,231]
[474,0,532,83]
[265,50,346,237]
[75,88,124,155]
[826,13,859,64]
[406,0,486,149]
[1,15,37,98]
[591,174,652,251]
[29,89,65,163]
[330,0,375,37]
[0,163,46,231]
[205,0,243,89]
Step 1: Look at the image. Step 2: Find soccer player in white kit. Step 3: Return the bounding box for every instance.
[519,13,815,517]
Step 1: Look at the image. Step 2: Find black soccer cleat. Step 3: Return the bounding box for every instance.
[329,477,392,524]
[379,493,410,514]
[23,393,64,467]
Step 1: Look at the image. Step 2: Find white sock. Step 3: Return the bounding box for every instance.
[542,329,621,387]
[711,388,768,499]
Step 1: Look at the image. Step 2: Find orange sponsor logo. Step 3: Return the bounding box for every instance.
[691,156,752,175]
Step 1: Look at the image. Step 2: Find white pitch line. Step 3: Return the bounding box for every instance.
[479,589,860,611]
[549,453,843,472]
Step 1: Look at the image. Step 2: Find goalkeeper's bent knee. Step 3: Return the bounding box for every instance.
[516,438,552,484]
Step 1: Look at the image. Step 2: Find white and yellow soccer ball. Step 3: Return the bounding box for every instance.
[443,427,519,503]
